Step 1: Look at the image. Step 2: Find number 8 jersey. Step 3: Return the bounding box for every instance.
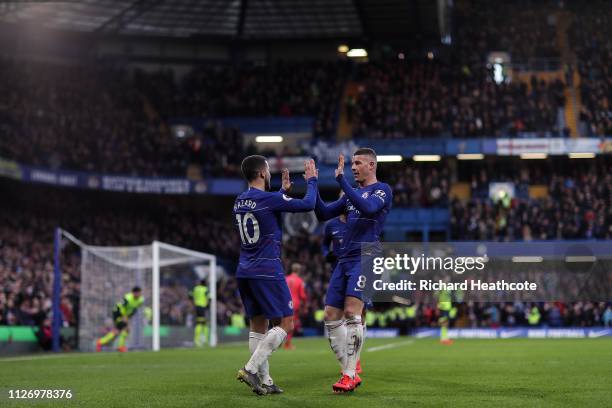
[233,177,318,280]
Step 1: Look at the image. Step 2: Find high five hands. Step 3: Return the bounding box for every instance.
[334,154,345,178]
[281,167,293,192]
[281,159,317,192]
[304,159,318,180]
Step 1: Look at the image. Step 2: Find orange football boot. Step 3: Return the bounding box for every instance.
[332,374,356,393]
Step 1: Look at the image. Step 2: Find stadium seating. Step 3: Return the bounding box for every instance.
[568,1,612,136]
[351,61,566,138]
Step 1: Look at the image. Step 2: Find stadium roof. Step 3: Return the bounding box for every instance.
[0,0,438,40]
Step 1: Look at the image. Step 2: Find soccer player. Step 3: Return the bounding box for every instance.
[437,289,454,345]
[190,279,209,347]
[284,263,307,350]
[315,148,392,393]
[96,286,144,353]
[321,200,346,267]
[322,207,367,376]
[234,155,318,396]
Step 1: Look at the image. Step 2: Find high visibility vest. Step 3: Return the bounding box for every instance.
[231,313,246,329]
[365,312,376,326]
[406,305,417,318]
[528,307,541,325]
[314,309,325,322]
[192,285,209,307]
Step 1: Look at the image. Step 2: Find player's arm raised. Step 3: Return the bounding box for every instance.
[314,155,348,221]
[314,189,346,221]
[271,159,318,212]
[279,167,293,193]
[335,154,390,216]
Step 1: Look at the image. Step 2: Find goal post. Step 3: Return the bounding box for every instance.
[152,241,217,350]
[56,229,218,352]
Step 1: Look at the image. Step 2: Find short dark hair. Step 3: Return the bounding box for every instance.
[353,147,377,161]
[241,155,267,182]
[200,279,207,286]
[132,286,142,293]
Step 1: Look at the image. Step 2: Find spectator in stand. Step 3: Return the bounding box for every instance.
[454,0,560,65]
[451,162,612,241]
[352,61,565,139]
[135,61,348,139]
[568,1,612,137]
[379,162,450,207]
[0,59,249,177]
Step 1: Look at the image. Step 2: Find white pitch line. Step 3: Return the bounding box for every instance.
[366,340,414,353]
[0,354,77,363]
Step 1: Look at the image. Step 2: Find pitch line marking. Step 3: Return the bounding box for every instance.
[0,354,76,362]
[366,340,414,352]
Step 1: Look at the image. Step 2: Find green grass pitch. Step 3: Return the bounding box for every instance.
[1,337,611,407]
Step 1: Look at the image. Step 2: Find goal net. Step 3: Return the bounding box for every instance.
[61,231,217,352]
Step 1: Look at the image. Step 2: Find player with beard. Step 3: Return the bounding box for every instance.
[234,155,318,395]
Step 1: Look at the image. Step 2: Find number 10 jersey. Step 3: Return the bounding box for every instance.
[232,178,317,281]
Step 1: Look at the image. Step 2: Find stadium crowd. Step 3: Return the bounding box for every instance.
[0,59,247,177]
[454,0,560,65]
[351,61,566,139]
[136,61,347,138]
[451,161,612,240]
[381,162,451,207]
[349,0,568,139]
[569,2,612,137]
[0,25,605,180]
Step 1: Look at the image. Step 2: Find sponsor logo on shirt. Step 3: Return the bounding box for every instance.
[373,189,386,202]
[374,189,386,198]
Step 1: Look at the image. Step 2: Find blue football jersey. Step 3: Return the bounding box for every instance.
[316,176,392,261]
[323,217,346,259]
[233,178,317,280]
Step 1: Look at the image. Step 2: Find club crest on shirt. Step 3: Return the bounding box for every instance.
[361,192,369,198]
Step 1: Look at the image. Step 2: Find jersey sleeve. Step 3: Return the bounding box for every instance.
[321,222,333,257]
[314,190,347,221]
[337,176,392,216]
[269,177,317,212]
